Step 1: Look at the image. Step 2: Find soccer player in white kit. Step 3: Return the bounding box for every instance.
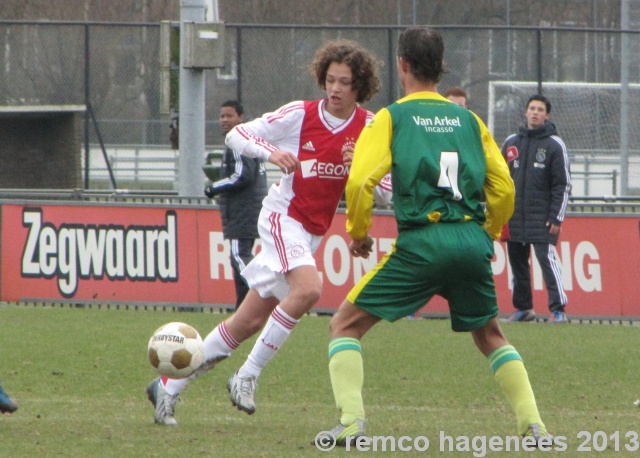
[146,39,388,425]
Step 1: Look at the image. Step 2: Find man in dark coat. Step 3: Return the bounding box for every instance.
[205,101,267,310]
[501,95,571,323]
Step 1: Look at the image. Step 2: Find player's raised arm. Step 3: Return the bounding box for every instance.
[345,109,393,241]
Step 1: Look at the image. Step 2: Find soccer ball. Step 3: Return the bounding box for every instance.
[147,322,205,379]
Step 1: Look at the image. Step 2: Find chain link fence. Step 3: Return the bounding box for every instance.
[1,21,639,195]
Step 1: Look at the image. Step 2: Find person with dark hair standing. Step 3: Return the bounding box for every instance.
[501,95,571,323]
[205,100,267,310]
[316,27,550,445]
[147,39,386,426]
[444,86,468,108]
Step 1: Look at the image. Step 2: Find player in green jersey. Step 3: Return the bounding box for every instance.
[316,27,551,446]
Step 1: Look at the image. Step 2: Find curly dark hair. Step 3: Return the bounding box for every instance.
[310,39,382,104]
[397,27,447,84]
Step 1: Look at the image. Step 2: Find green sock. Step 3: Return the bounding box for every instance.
[489,345,545,435]
[328,337,365,425]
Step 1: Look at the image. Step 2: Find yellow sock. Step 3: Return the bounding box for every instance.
[489,345,545,435]
[328,337,365,425]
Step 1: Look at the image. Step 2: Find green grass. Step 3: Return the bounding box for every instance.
[1,304,639,457]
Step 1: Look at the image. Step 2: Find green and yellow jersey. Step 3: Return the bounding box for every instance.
[346,92,514,240]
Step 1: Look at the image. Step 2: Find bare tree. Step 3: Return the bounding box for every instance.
[0,0,624,29]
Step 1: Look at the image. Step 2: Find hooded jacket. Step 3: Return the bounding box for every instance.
[501,121,571,245]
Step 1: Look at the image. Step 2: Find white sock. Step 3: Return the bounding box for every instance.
[163,375,188,396]
[238,306,298,379]
[203,320,239,360]
[163,321,239,396]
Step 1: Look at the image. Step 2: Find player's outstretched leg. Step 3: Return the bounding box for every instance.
[318,300,380,446]
[472,318,552,443]
[228,305,299,414]
[146,377,178,426]
[315,418,365,448]
[322,336,367,446]
[227,372,257,415]
[145,320,237,426]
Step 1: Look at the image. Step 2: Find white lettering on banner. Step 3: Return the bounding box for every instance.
[492,240,507,275]
[207,232,262,280]
[492,241,602,292]
[21,208,178,298]
[205,233,602,295]
[318,236,395,285]
[322,235,350,286]
[106,229,125,278]
[209,232,232,280]
[574,241,602,292]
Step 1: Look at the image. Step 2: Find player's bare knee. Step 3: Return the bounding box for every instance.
[291,283,322,307]
[304,285,322,305]
[228,313,269,339]
[329,315,346,336]
[472,320,509,356]
[329,310,362,338]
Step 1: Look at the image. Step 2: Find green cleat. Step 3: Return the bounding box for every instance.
[523,423,553,447]
[318,419,366,447]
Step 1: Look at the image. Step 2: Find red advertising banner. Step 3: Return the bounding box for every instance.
[196,208,238,306]
[0,204,200,303]
[2,202,639,317]
[308,213,640,317]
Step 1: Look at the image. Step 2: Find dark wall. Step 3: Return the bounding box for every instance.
[0,111,82,189]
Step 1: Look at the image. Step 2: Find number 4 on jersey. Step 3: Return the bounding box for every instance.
[437,151,462,200]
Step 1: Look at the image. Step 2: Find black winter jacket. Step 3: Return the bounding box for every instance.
[501,121,571,245]
[206,145,267,239]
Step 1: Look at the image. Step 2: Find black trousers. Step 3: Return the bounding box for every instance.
[507,241,567,313]
[229,238,256,309]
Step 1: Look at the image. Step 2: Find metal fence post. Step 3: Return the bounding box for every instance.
[84,24,90,189]
[237,26,242,103]
[536,28,543,95]
[177,0,207,197]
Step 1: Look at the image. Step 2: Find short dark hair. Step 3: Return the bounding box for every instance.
[444,86,467,99]
[310,39,382,104]
[397,27,446,83]
[526,94,551,114]
[221,100,244,116]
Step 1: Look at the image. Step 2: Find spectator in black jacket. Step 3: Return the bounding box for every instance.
[205,100,268,310]
[501,95,571,323]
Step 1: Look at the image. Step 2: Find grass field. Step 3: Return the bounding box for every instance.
[1,303,639,457]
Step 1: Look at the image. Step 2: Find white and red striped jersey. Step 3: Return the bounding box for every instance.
[374,172,393,207]
[226,99,375,235]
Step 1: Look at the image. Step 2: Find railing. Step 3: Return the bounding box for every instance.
[570,170,618,196]
[3,187,640,217]
[89,144,630,203]
[88,144,283,189]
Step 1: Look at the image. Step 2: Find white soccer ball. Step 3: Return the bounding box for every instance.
[148,322,205,379]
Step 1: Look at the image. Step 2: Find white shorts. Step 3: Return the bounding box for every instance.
[241,209,323,301]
